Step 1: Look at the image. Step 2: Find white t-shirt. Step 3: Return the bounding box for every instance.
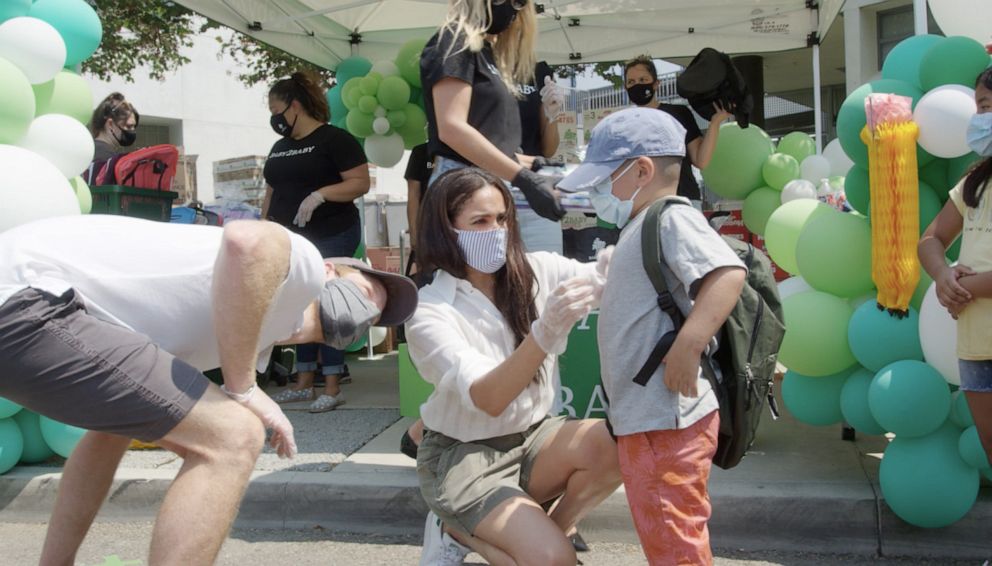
[0,216,325,371]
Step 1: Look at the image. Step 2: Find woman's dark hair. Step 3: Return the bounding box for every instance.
[416,167,538,346]
[88,92,140,138]
[963,67,992,208]
[269,71,330,123]
[624,54,657,83]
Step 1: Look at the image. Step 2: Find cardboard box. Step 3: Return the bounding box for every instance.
[366,246,408,275]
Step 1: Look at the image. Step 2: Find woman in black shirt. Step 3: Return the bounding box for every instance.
[262,72,371,412]
[85,93,139,181]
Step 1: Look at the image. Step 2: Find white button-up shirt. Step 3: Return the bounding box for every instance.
[406,252,596,442]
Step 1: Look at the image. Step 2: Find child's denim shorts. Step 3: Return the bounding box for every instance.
[958,359,992,393]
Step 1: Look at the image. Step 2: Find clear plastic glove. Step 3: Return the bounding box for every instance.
[540,76,565,123]
[242,388,298,459]
[589,245,614,305]
[293,191,325,228]
[531,277,596,355]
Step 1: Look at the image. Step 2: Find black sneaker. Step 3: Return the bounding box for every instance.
[400,430,419,460]
[570,531,590,552]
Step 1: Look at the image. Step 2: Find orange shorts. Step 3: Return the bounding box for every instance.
[616,410,720,566]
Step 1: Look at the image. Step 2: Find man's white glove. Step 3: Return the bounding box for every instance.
[240,388,298,459]
[293,191,325,228]
[590,245,614,305]
[531,277,596,355]
[540,76,565,123]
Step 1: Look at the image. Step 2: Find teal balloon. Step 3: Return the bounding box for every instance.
[326,84,346,123]
[959,426,991,469]
[781,367,853,426]
[0,0,31,24]
[880,422,979,528]
[761,153,800,191]
[345,333,368,353]
[345,110,374,139]
[39,416,85,458]
[869,360,951,438]
[848,302,923,372]
[335,56,372,84]
[0,397,22,419]
[776,132,816,163]
[797,210,874,298]
[947,235,962,263]
[408,86,424,108]
[378,76,411,111]
[12,411,54,464]
[946,152,981,187]
[919,36,990,91]
[779,291,856,376]
[701,123,775,199]
[840,367,887,435]
[844,165,870,215]
[836,79,925,169]
[357,95,378,114]
[741,186,780,236]
[0,418,24,474]
[919,158,950,202]
[359,75,380,97]
[918,181,941,235]
[881,34,943,90]
[395,38,426,88]
[0,56,35,144]
[950,391,975,429]
[30,0,102,67]
[32,69,92,124]
[330,115,347,129]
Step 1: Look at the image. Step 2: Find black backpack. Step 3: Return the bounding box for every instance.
[676,48,754,128]
[634,199,785,469]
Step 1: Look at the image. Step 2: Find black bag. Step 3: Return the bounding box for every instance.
[676,48,754,128]
[633,199,785,469]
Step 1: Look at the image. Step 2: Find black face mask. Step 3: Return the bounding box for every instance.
[487,1,518,34]
[626,83,655,106]
[270,102,297,137]
[113,125,137,147]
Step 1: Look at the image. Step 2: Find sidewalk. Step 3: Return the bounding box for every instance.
[1,353,989,560]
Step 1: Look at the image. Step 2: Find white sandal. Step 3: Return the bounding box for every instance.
[309,394,345,413]
[270,388,314,403]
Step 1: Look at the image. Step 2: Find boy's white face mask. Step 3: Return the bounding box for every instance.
[589,161,641,228]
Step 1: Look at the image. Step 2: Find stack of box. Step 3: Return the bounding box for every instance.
[212,156,266,207]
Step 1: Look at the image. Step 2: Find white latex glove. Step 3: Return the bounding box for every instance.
[590,245,614,305]
[293,191,326,227]
[531,277,596,355]
[540,76,565,123]
[242,388,298,459]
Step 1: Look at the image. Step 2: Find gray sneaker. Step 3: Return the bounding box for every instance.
[419,511,470,566]
[308,393,344,413]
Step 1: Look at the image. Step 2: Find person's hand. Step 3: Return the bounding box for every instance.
[662,342,701,397]
[540,76,565,123]
[293,191,326,228]
[935,265,974,311]
[530,156,566,172]
[712,100,734,124]
[242,389,298,459]
[531,278,596,355]
[512,168,565,221]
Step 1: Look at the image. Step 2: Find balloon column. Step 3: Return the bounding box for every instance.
[327,39,429,168]
[0,397,86,473]
[716,33,991,529]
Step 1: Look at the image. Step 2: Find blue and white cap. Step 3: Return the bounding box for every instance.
[557,107,687,192]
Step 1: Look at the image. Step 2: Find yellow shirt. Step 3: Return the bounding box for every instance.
[949,178,992,360]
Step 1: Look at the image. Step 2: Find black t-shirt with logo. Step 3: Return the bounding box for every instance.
[656,103,703,201]
[263,124,367,239]
[517,61,553,157]
[404,143,433,196]
[420,28,521,165]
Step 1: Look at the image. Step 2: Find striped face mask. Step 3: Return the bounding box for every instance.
[455,227,507,273]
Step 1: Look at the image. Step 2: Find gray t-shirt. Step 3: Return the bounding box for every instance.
[597,197,745,436]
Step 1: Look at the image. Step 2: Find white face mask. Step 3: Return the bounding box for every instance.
[967,112,992,157]
[455,227,507,273]
[589,161,641,228]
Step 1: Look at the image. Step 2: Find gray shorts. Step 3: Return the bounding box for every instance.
[416,415,568,536]
[0,288,209,442]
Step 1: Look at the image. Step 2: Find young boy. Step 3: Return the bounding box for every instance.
[558,108,746,565]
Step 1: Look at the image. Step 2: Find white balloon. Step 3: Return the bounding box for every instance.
[919,283,961,385]
[777,276,813,301]
[364,133,405,168]
[374,105,387,118]
[372,116,390,135]
[780,179,817,204]
[929,0,992,45]
[822,138,854,177]
[370,60,400,77]
[800,154,831,183]
[0,144,80,233]
[914,85,976,159]
[0,17,66,84]
[17,114,94,177]
[369,326,387,347]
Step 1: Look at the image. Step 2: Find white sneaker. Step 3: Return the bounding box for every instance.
[419,511,470,566]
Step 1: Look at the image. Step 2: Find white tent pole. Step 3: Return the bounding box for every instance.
[913,0,928,35]
[813,42,823,154]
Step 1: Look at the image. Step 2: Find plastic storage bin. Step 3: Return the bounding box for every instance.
[91,185,178,222]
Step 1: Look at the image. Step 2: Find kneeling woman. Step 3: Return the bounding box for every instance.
[406,167,622,566]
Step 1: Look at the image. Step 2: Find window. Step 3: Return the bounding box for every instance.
[877,4,943,69]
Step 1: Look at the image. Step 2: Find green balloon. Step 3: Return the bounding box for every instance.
[398,102,427,135]
[797,210,874,298]
[919,36,990,91]
[39,415,85,458]
[869,360,950,438]
[918,181,941,235]
[0,0,31,24]
[847,302,923,372]
[359,75,380,97]
[345,110,374,139]
[395,38,426,88]
[836,79,926,170]
[779,291,856,376]
[781,367,854,426]
[12,411,55,464]
[946,152,981,187]
[761,153,800,191]
[840,367,887,435]
[335,56,372,85]
[378,76,411,111]
[881,34,944,90]
[358,95,378,114]
[0,418,24,474]
[844,165,870,215]
[409,86,424,108]
[700,123,775,200]
[910,268,933,312]
[879,422,979,528]
[958,426,991,469]
[776,132,816,163]
[400,126,427,149]
[30,0,103,67]
[341,78,362,110]
[828,175,845,192]
[742,186,780,236]
[0,397,22,419]
[69,176,90,214]
[386,109,407,129]
[32,69,92,124]
[0,56,35,144]
[764,199,831,275]
[950,391,975,429]
[919,158,950,201]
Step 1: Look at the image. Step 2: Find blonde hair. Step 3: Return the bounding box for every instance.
[440,0,537,92]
